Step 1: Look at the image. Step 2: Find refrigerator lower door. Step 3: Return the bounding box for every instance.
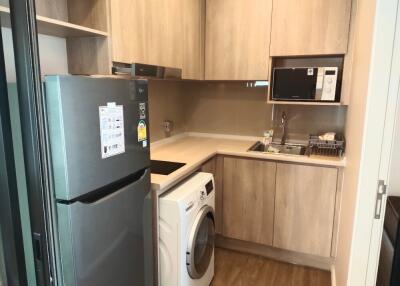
[56,169,153,286]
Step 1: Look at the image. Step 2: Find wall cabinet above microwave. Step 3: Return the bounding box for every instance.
[270,0,352,56]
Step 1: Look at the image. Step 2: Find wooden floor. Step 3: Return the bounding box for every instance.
[211,248,331,286]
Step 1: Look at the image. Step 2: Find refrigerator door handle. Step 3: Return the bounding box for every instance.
[60,168,149,205]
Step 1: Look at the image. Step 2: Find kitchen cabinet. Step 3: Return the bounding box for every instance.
[110,0,183,69]
[222,157,276,245]
[270,0,352,56]
[0,0,111,74]
[205,0,272,80]
[273,163,338,257]
[200,156,223,234]
[183,0,205,80]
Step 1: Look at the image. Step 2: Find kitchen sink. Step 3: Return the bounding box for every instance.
[248,141,308,156]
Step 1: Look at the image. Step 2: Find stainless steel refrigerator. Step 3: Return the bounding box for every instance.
[44,75,153,286]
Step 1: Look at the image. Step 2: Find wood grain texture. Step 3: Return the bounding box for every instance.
[182,0,205,79]
[67,37,111,74]
[110,0,183,68]
[331,168,344,257]
[340,0,358,105]
[110,0,148,64]
[200,156,224,234]
[274,163,338,257]
[222,157,276,246]
[68,0,108,31]
[35,0,68,21]
[205,0,272,80]
[211,248,331,286]
[270,0,352,56]
[0,5,108,38]
[215,235,333,271]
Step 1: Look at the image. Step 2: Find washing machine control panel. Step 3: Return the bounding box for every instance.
[200,179,214,200]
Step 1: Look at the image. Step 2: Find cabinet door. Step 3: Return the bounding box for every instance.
[270,0,351,56]
[274,163,338,257]
[222,157,276,245]
[110,0,183,68]
[147,0,183,68]
[205,0,272,80]
[183,0,205,80]
[200,156,223,234]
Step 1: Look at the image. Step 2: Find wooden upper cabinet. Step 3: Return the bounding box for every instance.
[110,0,183,69]
[183,0,205,80]
[270,0,352,56]
[205,0,272,80]
[222,157,276,245]
[273,163,338,257]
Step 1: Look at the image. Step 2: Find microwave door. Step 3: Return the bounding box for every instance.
[273,68,318,101]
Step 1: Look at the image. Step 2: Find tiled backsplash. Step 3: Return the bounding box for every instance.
[148,81,347,142]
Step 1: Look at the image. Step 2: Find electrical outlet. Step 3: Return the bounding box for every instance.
[163,120,173,133]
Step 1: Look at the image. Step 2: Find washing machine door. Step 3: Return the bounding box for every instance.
[186,205,215,279]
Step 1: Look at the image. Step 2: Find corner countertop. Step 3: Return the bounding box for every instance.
[150,134,346,194]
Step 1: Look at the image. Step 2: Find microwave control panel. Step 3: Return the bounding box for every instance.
[320,67,338,101]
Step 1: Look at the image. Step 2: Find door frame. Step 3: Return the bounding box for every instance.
[346,0,400,284]
[0,23,28,286]
[6,0,55,285]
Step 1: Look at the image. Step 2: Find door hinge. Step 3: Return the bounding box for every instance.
[374,180,387,219]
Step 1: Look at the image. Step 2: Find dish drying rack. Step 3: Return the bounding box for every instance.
[308,134,345,157]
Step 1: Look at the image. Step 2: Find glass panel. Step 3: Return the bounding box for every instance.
[193,213,215,276]
[0,0,36,284]
[0,228,6,286]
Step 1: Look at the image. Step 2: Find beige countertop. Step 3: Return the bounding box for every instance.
[151,135,346,193]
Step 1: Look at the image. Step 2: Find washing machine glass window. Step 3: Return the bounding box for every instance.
[187,205,215,279]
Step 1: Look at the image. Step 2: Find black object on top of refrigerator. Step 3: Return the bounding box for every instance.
[44,75,153,286]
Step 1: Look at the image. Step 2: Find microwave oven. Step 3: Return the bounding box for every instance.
[271,67,340,102]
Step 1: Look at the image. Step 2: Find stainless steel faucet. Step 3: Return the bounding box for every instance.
[280,111,288,145]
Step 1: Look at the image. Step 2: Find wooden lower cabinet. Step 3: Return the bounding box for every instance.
[222,157,276,246]
[273,163,338,257]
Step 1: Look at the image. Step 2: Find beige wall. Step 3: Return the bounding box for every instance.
[182,82,273,137]
[148,80,347,142]
[182,81,347,139]
[335,0,376,285]
[148,80,187,142]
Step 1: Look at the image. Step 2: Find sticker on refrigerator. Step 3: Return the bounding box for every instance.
[99,103,125,159]
[137,120,147,142]
[139,102,146,119]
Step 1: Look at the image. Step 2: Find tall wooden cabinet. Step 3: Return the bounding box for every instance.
[205,0,272,80]
[222,157,276,246]
[270,0,352,56]
[273,163,338,257]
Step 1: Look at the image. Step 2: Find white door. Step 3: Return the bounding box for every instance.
[365,0,400,284]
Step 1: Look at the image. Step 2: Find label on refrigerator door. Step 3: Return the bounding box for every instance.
[99,103,125,159]
[139,102,146,119]
[137,120,147,142]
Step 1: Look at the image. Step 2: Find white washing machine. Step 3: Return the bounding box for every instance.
[159,172,215,286]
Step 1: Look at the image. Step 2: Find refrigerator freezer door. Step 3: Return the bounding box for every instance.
[57,169,153,286]
[45,75,150,200]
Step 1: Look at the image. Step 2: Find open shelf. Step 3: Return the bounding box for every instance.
[0,5,108,38]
